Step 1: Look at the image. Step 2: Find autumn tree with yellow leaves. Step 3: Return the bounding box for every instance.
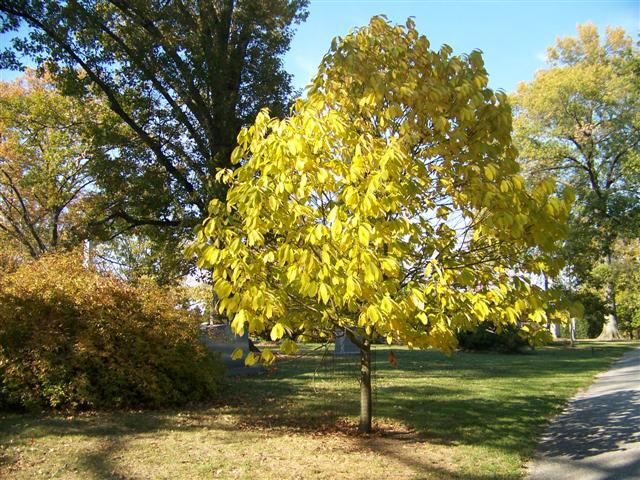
[193,17,576,432]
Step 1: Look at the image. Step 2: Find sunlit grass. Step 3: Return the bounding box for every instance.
[1,341,636,479]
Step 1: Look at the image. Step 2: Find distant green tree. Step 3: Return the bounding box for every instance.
[513,24,640,339]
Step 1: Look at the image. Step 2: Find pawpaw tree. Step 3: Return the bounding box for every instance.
[192,16,575,433]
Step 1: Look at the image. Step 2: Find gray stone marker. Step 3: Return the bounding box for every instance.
[199,323,251,368]
[334,328,360,356]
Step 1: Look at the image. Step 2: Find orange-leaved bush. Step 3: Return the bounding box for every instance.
[0,251,224,410]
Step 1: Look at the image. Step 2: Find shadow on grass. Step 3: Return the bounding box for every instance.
[0,343,635,479]
[76,436,122,480]
[222,380,571,461]
[220,343,636,455]
[0,410,249,479]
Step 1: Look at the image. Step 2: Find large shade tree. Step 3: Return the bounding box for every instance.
[193,17,575,432]
[512,24,639,339]
[0,0,308,279]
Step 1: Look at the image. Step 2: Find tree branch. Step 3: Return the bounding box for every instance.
[1,4,205,213]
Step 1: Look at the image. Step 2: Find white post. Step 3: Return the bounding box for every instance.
[83,239,93,267]
[569,318,577,345]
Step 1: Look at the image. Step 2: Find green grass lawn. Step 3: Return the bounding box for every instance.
[0,341,637,479]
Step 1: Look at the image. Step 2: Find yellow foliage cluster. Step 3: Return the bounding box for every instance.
[191,17,577,362]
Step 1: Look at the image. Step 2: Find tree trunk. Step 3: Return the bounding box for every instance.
[210,283,217,325]
[598,314,622,340]
[83,239,93,267]
[359,341,372,433]
[50,207,62,249]
[543,275,558,339]
[598,253,622,340]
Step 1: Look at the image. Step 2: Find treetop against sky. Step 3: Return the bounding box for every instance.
[0,2,636,91]
[283,0,637,93]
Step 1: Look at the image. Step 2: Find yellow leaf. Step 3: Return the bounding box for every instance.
[321,247,331,264]
[261,349,275,364]
[318,168,329,183]
[287,138,300,155]
[331,217,342,237]
[345,276,358,297]
[367,305,381,323]
[263,251,275,263]
[381,257,399,276]
[203,246,220,265]
[358,225,370,245]
[318,283,331,304]
[381,296,394,313]
[270,323,285,341]
[344,187,358,206]
[231,348,243,360]
[245,352,257,366]
[484,164,496,181]
[327,206,339,223]
[364,261,379,284]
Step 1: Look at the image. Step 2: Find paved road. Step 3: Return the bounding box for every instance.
[528,346,640,480]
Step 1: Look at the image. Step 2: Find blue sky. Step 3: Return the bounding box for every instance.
[0,1,637,91]
[284,0,639,93]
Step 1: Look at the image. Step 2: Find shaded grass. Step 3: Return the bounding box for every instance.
[0,341,636,479]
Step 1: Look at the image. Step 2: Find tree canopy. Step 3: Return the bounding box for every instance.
[0,0,309,279]
[193,16,576,431]
[513,23,639,338]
